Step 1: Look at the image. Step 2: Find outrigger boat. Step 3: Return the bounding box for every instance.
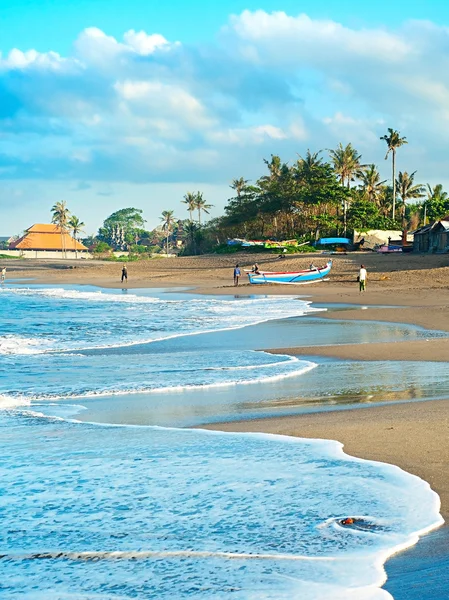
[246,260,332,285]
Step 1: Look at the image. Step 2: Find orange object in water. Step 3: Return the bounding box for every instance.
[341,518,354,525]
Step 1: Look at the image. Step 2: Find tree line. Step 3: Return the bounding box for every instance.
[40,128,449,257]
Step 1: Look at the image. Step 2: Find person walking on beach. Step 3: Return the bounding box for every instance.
[121,265,128,283]
[1,267,6,283]
[233,264,241,286]
[358,264,367,292]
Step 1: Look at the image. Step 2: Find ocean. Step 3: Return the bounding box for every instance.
[0,284,444,599]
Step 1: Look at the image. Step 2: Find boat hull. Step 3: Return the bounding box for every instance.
[247,261,332,284]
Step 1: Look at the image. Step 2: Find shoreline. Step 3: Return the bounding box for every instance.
[5,258,449,513]
[5,257,449,597]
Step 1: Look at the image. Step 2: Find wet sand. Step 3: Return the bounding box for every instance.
[5,252,449,598]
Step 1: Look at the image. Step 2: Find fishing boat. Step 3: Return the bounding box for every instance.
[247,261,332,284]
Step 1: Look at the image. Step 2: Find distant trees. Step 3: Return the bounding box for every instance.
[68,215,85,258]
[396,171,424,231]
[160,210,176,255]
[380,128,408,220]
[98,208,147,249]
[51,201,71,258]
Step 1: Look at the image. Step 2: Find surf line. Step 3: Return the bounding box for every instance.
[1,550,344,562]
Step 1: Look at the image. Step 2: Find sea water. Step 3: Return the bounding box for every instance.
[0,284,443,599]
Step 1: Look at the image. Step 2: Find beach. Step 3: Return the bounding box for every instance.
[6,252,449,507]
[3,251,449,598]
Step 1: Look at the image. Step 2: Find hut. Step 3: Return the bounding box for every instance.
[413,217,449,253]
[10,224,88,257]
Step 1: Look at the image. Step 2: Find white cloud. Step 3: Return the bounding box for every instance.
[123,30,171,55]
[0,48,76,71]
[2,11,449,211]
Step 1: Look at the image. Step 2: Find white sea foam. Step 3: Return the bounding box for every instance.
[0,284,444,599]
[0,413,443,599]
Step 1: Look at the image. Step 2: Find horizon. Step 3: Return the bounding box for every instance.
[1,1,449,235]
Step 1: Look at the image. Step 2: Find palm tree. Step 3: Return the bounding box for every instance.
[358,164,387,205]
[396,171,424,233]
[194,192,213,225]
[182,192,197,222]
[230,177,249,198]
[184,221,199,255]
[380,128,408,221]
[51,201,71,258]
[424,184,449,224]
[68,215,85,259]
[328,143,364,234]
[160,210,176,255]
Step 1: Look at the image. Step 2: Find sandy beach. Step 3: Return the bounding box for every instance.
[5,250,449,516]
[5,251,449,598]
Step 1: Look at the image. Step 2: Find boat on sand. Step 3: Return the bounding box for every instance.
[246,261,332,284]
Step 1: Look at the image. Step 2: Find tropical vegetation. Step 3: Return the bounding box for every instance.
[28,129,449,259]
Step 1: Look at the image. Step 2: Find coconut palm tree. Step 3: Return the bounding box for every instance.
[230,177,250,198]
[194,192,213,225]
[380,128,408,221]
[328,143,364,234]
[68,215,85,259]
[160,210,176,255]
[51,201,71,258]
[358,164,387,205]
[396,171,424,232]
[423,184,449,224]
[182,192,197,222]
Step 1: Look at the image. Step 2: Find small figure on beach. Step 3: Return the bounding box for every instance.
[233,264,241,286]
[358,264,367,292]
[252,263,260,274]
[1,267,6,283]
[121,265,128,283]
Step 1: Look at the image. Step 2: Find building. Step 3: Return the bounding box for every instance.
[9,224,88,257]
[413,217,449,253]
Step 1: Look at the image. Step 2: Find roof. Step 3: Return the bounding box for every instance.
[11,223,87,251]
[27,223,65,233]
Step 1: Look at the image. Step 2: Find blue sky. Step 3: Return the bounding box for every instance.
[1,1,449,234]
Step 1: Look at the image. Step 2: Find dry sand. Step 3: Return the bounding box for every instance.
[5,252,449,516]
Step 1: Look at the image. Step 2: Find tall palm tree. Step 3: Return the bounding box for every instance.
[68,215,85,259]
[182,192,197,222]
[396,171,424,232]
[194,192,213,225]
[230,177,249,198]
[51,201,71,258]
[358,164,387,205]
[160,210,176,255]
[380,128,408,221]
[328,143,364,234]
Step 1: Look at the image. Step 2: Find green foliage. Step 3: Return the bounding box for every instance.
[93,241,112,255]
[347,199,396,232]
[98,208,146,249]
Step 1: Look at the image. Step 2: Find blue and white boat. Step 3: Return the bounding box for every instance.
[247,260,332,284]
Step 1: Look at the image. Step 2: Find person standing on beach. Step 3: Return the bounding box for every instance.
[1,267,6,283]
[358,264,367,292]
[121,265,128,283]
[233,264,241,286]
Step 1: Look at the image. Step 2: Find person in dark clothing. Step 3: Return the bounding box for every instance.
[121,265,128,283]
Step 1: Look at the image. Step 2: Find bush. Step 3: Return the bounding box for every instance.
[93,241,112,255]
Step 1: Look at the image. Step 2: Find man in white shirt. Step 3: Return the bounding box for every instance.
[359,264,367,292]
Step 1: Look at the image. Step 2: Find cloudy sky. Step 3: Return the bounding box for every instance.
[1,0,449,235]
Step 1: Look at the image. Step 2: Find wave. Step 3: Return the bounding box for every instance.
[0,358,317,406]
